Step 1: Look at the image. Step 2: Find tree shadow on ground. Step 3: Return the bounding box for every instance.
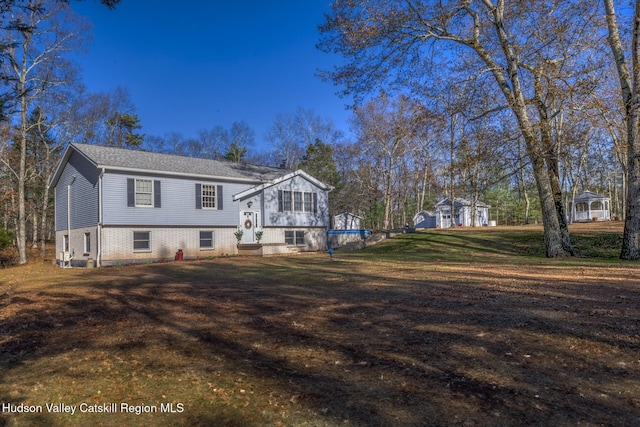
[0,257,639,426]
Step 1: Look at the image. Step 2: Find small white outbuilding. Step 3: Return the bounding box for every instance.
[333,212,362,230]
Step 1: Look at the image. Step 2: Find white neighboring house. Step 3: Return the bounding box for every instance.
[435,198,490,228]
[50,144,333,266]
[572,191,611,222]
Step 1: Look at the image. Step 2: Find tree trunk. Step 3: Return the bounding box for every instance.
[450,113,456,228]
[623,0,640,260]
[547,157,574,255]
[509,82,568,255]
[501,74,569,255]
[32,210,38,248]
[17,88,28,264]
[604,0,640,259]
[525,142,567,256]
[475,3,571,256]
[621,109,640,259]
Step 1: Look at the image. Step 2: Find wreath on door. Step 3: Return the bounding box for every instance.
[244,219,252,229]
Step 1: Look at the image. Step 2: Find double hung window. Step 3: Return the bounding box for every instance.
[201,185,217,209]
[285,230,305,246]
[135,179,153,206]
[127,178,161,208]
[133,231,150,251]
[200,231,214,249]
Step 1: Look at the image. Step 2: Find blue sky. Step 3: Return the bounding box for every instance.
[70,1,351,151]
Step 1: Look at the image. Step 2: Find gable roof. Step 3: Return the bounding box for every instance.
[232,169,334,201]
[50,143,289,188]
[413,210,436,218]
[436,197,490,208]
[334,212,362,219]
[574,191,608,201]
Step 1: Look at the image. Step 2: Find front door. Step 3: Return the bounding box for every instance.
[240,211,259,244]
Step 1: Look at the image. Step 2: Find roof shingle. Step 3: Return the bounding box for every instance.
[72,143,287,182]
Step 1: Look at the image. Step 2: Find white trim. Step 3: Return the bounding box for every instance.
[105,165,263,184]
[133,231,151,252]
[134,178,154,207]
[83,232,91,255]
[233,169,333,201]
[98,169,104,267]
[199,230,215,250]
[200,183,218,210]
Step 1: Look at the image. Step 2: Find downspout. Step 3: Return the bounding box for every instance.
[67,175,76,256]
[97,169,104,267]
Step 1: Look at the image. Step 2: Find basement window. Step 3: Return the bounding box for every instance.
[133,231,151,251]
[285,230,305,246]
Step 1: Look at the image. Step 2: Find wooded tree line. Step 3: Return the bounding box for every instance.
[1,0,639,263]
[319,0,640,259]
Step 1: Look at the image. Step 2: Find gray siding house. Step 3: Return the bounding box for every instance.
[50,144,332,266]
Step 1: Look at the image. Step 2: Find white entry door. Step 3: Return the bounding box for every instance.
[441,212,451,228]
[240,211,259,244]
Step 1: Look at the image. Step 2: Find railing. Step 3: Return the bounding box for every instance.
[574,210,608,221]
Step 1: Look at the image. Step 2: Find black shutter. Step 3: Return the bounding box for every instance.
[313,192,318,214]
[217,185,223,210]
[195,183,202,209]
[154,180,161,208]
[278,190,283,212]
[127,178,135,207]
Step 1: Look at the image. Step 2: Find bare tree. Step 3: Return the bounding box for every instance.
[320,0,601,256]
[266,107,342,169]
[0,1,90,264]
[72,86,143,147]
[351,93,426,229]
[223,121,254,163]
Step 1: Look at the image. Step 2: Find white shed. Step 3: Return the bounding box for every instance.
[333,212,362,230]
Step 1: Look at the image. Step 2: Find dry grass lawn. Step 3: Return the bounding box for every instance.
[0,223,639,426]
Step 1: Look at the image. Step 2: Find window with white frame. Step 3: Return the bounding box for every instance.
[84,232,91,254]
[199,231,214,249]
[294,191,303,211]
[202,184,217,209]
[304,192,313,212]
[279,190,317,213]
[285,230,305,246]
[133,231,150,251]
[128,178,160,208]
[135,179,153,206]
[282,190,292,211]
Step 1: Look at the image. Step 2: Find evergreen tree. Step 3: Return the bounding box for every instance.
[298,139,342,215]
[105,112,144,147]
[298,139,340,187]
[223,141,247,163]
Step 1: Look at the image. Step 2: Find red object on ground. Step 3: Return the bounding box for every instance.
[175,249,184,261]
